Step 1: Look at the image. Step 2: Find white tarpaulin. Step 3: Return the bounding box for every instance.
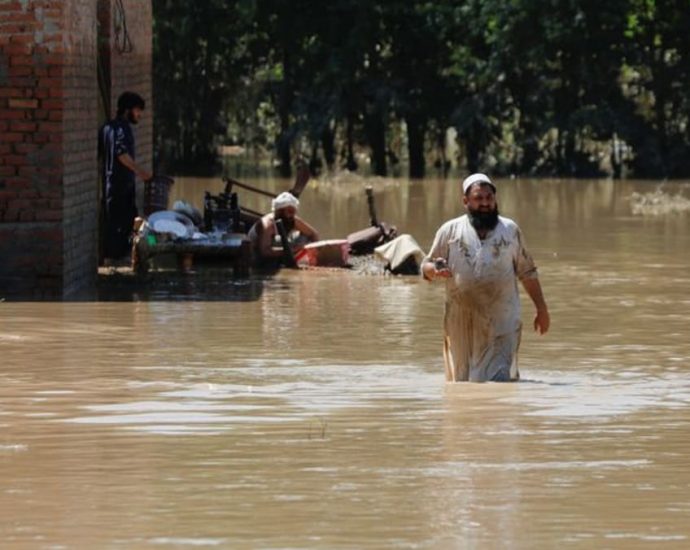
[374,234,426,272]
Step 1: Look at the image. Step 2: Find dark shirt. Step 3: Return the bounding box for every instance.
[100,116,136,200]
[99,116,137,258]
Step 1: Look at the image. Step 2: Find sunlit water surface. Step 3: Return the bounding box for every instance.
[2,176,690,548]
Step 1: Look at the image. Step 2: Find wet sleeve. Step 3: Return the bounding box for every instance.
[422,224,450,265]
[514,227,538,280]
[114,126,128,157]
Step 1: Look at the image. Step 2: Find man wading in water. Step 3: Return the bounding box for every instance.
[421,173,550,382]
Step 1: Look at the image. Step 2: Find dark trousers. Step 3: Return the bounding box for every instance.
[103,191,136,259]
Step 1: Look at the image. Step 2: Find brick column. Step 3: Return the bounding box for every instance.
[0,0,80,298]
[62,0,99,297]
[0,0,152,299]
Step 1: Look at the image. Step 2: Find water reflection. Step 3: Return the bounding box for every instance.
[96,271,266,302]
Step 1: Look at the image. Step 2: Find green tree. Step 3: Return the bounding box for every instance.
[479,0,631,176]
[622,0,690,176]
[153,0,255,173]
[151,0,690,179]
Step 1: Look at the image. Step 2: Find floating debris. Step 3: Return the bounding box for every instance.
[630,189,690,216]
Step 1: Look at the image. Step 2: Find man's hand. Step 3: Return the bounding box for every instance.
[521,277,549,334]
[534,308,550,334]
[423,258,451,280]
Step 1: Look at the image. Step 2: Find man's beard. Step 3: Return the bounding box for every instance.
[468,207,499,232]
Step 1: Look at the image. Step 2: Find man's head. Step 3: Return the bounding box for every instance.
[272,191,300,231]
[116,91,146,124]
[462,172,495,196]
[461,173,499,231]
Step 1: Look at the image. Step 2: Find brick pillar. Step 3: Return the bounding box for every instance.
[62,0,99,298]
[0,1,79,298]
[0,0,152,299]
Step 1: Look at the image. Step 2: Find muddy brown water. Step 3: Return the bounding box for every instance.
[2,176,690,548]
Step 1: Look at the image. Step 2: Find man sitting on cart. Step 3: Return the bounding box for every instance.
[248,191,319,267]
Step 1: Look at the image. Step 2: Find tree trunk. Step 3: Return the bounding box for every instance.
[345,113,358,171]
[436,128,449,176]
[564,130,576,176]
[276,127,292,178]
[464,123,481,173]
[653,83,668,177]
[610,134,622,179]
[308,143,322,176]
[520,137,539,175]
[277,50,293,178]
[406,114,426,179]
[364,110,387,176]
[321,124,336,169]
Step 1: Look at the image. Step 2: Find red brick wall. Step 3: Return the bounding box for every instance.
[104,0,153,212]
[0,0,69,298]
[0,0,152,299]
[111,0,152,163]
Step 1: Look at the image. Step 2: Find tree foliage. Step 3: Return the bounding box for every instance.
[153,0,690,178]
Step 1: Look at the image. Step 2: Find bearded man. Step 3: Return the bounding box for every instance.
[100,91,152,263]
[248,191,319,267]
[421,173,550,382]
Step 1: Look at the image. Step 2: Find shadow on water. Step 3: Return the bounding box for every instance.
[92,268,270,302]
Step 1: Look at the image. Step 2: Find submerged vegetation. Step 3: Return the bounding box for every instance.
[153,0,690,179]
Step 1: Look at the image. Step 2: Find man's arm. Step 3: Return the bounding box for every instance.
[117,153,153,182]
[520,276,550,334]
[422,223,451,281]
[294,216,319,242]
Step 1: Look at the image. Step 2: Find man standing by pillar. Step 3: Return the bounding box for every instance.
[100,91,152,264]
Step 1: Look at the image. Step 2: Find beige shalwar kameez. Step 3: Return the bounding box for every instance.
[424,215,538,382]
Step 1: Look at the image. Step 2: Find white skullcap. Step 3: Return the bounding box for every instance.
[272,191,300,211]
[462,173,495,195]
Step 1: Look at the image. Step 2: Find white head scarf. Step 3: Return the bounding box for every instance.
[272,191,300,211]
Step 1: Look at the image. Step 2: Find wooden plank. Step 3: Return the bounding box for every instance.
[224,178,276,198]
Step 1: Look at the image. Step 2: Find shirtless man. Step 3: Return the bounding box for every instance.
[248,191,319,266]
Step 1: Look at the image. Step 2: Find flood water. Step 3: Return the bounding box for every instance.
[2,176,690,548]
